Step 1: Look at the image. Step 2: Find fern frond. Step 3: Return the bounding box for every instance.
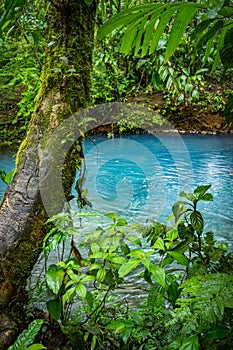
[175,273,233,332]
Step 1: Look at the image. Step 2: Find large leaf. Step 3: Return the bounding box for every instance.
[149,7,178,55]
[180,335,199,350]
[168,251,189,267]
[26,345,46,350]
[190,210,204,233]
[7,320,44,350]
[165,5,200,61]
[46,298,62,321]
[46,264,65,295]
[118,258,140,277]
[149,264,166,287]
[98,2,206,59]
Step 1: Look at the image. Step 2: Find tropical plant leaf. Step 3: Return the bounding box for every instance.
[98,2,206,59]
[45,264,65,295]
[193,184,211,196]
[168,251,189,267]
[149,264,166,287]
[148,284,165,307]
[7,319,44,350]
[75,283,87,298]
[180,335,199,350]
[118,258,140,277]
[96,267,106,283]
[176,273,233,330]
[46,298,62,321]
[26,345,46,350]
[190,211,204,233]
[165,4,200,61]
[149,7,178,55]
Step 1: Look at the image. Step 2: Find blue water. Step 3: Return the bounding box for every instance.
[1,135,233,246]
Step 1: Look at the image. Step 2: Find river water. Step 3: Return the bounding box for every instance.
[1,134,233,246]
[1,134,233,308]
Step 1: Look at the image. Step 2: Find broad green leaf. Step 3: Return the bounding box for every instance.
[168,251,189,267]
[46,264,64,295]
[46,298,62,321]
[106,319,133,330]
[122,326,133,344]
[118,258,140,277]
[141,256,151,270]
[194,184,211,196]
[180,335,199,350]
[206,325,230,339]
[26,345,46,350]
[166,279,180,306]
[91,335,97,350]
[104,212,119,221]
[201,193,213,202]
[120,243,130,256]
[166,229,178,241]
[96,267,106,283]
[85,291,94,307]
[190,210,204,233]
[126,234,141,245]
[149,264,166,287]
[179,191,195,202]
[128,249,153,259]
[7,320,44,350]
[165,5,199,61]
[109,256,126,265]
[62,286,75,304]
[219,5,233,17]
[210,25,228,73]
[0,168,14,185]
[116,217,128,226]
[75,283,87,298]
[152,237,165,250]
[91,243,99,254]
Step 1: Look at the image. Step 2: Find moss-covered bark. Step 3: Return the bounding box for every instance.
[0,1,98,348]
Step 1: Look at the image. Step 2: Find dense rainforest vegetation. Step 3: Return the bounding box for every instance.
[0,0,233,349]
[0,0,233,147]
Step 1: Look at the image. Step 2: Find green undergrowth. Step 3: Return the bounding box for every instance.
[9,185,233,349]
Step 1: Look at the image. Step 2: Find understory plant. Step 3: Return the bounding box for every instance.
[27,185,233,349]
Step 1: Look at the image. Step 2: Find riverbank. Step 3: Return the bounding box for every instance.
[1,90,233,150]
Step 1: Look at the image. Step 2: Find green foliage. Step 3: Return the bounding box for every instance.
[25,185,233,349]
[7,319,44,350]
[98,0,233,122]
[0,167,14,185]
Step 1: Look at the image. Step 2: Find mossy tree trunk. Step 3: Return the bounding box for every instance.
[0,1,98,348]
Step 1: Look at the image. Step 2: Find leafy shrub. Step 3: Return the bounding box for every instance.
[26,185,233,349]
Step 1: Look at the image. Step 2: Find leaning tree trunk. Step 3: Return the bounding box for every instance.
[0,1,97,348]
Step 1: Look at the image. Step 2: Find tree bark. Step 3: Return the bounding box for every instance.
[0,1,97,348]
